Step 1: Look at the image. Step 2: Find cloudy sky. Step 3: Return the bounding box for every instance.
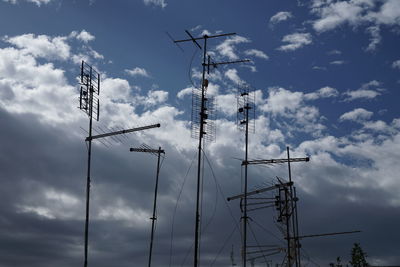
[0,0,400,266]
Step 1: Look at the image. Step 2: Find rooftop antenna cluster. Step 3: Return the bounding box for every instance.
[78,61,160,267]
[171,29,249,267]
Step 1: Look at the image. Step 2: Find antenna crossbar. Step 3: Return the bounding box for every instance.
[243,157,309,166]
[174,32,236,43]
[86,124,160,141]
[227,182,292,201]
[129,148,165,154]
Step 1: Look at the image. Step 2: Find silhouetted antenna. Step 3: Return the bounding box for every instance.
[80,61,100,121]
[191,85,216,143]
[236,81,257,266]
[130,144,165,267]
[228,147,310,267]
[237,83,256,133]
[171,29,250,267]
[78,61,161,267]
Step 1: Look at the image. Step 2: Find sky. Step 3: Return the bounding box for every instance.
[0,0,400,266]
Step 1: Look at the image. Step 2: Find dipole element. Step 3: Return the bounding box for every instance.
[172,30,249,267]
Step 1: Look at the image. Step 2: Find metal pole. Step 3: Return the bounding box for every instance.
[148,147,162,267]
[284,188,291,267]
[84,66,93,267]
[293,187,301,266]
[286,147,296,266]
[194,35,208,267]
[243,103,250,267]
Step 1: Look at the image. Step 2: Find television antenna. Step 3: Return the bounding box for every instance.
[171,30,249,267]
[130,144,165,267]
[78,61,161,267]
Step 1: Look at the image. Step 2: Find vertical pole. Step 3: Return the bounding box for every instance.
[286,147,294,266]
[287,147,299,267]
[293,187,301,266]
[242,103,250,267]
[284,188,291,267]
[84,65,93,267]
[148,147,162,267]
[194,35,208,267]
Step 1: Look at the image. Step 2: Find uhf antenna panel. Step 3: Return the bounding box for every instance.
[79,61,100,121]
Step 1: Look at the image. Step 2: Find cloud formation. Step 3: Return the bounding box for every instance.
[277,32,312,51]
[269,11,293,24]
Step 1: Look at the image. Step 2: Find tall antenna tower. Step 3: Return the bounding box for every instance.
[172,30,249,267]
[237,83,256,267]
[130,144,165,267]
[78,61,160,267]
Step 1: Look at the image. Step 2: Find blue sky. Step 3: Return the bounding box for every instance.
[0,0,400,266]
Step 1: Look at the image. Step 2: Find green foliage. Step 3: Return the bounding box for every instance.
[349,243,368,267]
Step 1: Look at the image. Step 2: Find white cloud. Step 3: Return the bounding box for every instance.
[269,11,293,24]
[340,108,373,121]
[70,30,95,43]
[125,67,150,78]
[311,0,368,32]
[216,35,251,60]
[244,49,269,60]
[177,86,193,99]
[224,68,242,84]
[311,0,400,34]
[0,47,77,124]
[215,93,237,116]
[365,25,381,52]
[143,90,168,106]
[277,33,312,51]
[344,89,381,101]
[3,0,51,6]
[392,60,400,69]
[5,33,70,61]
[305,86,339,100]
[344,80,384,101]
[330,60,346,65]
[143,0,167,8]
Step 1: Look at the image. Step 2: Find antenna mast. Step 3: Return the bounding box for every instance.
[172,30,249,267]
[78,61,161,267]
[130,144,165,267]
[237,83,256,267]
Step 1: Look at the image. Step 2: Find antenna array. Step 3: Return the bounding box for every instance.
[191,84,216,143]
[80,61,100,121]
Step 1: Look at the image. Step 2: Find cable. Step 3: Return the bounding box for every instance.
[202,149,241,234]
[168,152,197,267]
[188,47,200,89]
[210,225,237,266]
[248,219,268,264]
